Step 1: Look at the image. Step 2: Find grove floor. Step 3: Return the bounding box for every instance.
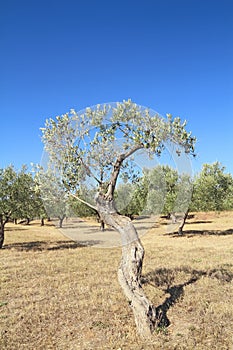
[0,212,233,349]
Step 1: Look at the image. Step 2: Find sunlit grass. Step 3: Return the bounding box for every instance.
[1,213,233,349]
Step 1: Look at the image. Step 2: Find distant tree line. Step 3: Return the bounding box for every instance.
[115,161,233,234]
[116,161,233,216]
[0,161,232,248]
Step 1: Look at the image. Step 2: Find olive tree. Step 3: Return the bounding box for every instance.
[139,166,193,234]
[192,162,233,212]
[0,166,18,248]
[115,182,141,218]
[16,167,43,225]
[0,165,45,247]
[41,100,195,337]
[143,165,179,218]
[175,173,193,234]
[34,166,71,228]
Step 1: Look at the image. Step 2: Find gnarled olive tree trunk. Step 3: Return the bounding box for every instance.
[96,194,157,338]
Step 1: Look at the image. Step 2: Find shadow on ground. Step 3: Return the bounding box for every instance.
[160,220,213,226]
[3,240,102,251]
[5,227,28,231]
[168,228,233,237]
[185,220,213,224]
[141,266,233,328]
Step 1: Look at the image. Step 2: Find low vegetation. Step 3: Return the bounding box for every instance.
[1,211,233,349]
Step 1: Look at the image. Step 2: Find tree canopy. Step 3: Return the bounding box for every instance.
[41,100,196,208]
[192,162,233,212]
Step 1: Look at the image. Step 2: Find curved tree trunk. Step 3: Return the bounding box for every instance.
[96,194,157,338]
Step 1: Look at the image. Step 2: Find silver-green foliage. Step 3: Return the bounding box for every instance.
[191,162,233,211]
[0,165,44,222]
[41,100,196,204]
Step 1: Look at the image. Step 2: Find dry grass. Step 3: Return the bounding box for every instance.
[1,212,233,349]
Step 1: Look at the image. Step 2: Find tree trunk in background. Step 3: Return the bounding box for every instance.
[41,218,45,226]
[170,213,177,224]
[26,218,30,225]
[0,227,4,249]
[96,214,105,231]
[59,216,65,228]
[0,218,6,249]
[178,210,189,235]
[96,194,157,338]
[100,219,105,231]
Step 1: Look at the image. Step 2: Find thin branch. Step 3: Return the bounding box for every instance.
[69,193,97,211]
[118,125,130,138]
[80,158,102,186]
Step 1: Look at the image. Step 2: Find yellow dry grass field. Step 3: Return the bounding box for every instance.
[1,212,233,350]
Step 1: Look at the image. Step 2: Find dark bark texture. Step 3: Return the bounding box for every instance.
[0,217,7,249]
[59,216,65,228]
[0,227,4,249]
[178,210,189,235]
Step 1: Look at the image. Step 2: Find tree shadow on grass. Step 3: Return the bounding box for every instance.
[3,240,102,251]
[160,220,213,226]
[185,220,213,224]
[6,227,28,231]
[167,228,233,237]
[141,266,233,328]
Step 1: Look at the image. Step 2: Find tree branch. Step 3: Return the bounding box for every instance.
[80,158,102,186]
[105,144,143,199]
[123,144,144,159]
[69,193,97,211]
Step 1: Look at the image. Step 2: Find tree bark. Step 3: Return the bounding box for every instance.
[96,213,105,231]
[41,218,45,226]
[178,209,189,235]
[0,227,4,249]
[59,216,65,228]
[96,194,157,338]
[0,217,6,249]
[100,219,105,231]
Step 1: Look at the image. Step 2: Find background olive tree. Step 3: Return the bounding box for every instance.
[191,162,233,212]
[34,166,72,228]
[0,165,47,247]
[134,166,193,234]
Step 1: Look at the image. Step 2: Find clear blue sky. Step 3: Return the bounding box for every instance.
[1,0,232,174]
